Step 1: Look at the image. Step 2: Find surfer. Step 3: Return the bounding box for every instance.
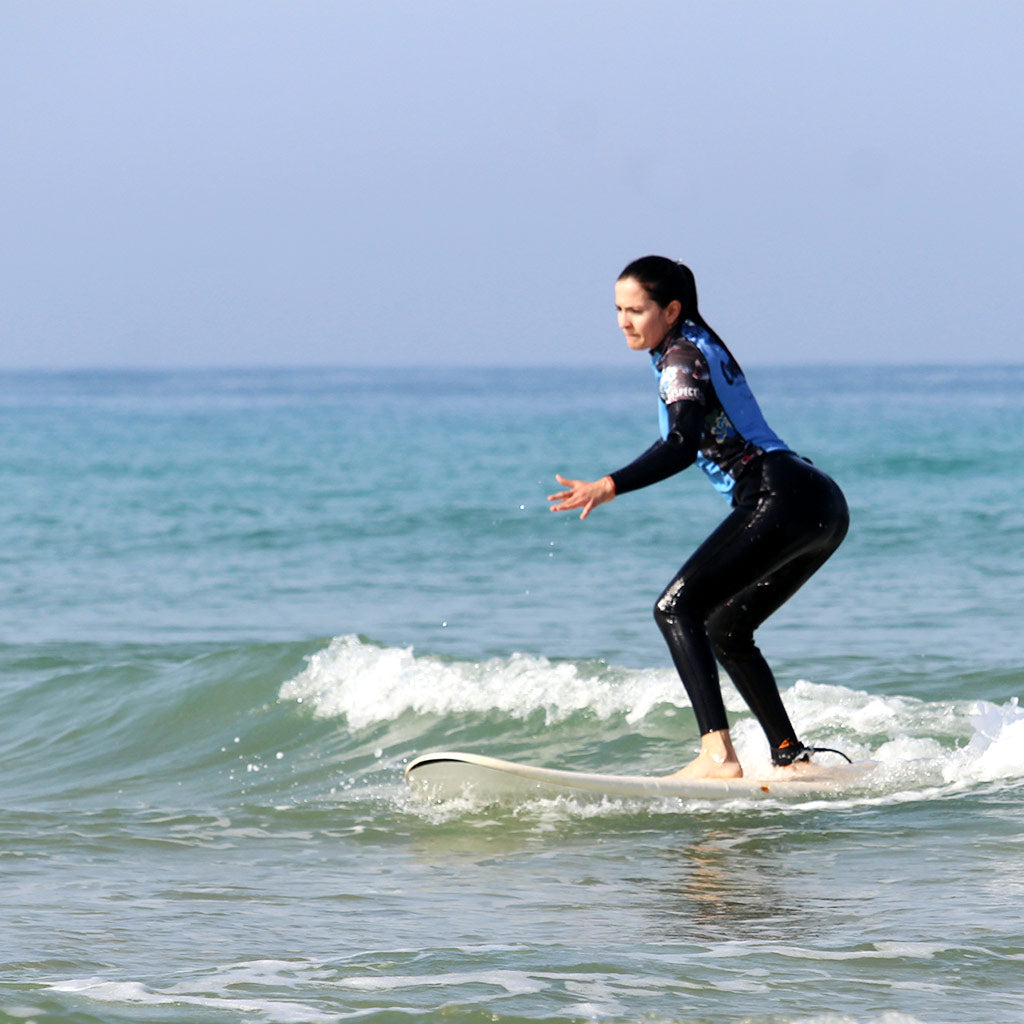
[548,256,849,780]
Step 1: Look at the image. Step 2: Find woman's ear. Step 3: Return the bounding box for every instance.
[665,299,682,326]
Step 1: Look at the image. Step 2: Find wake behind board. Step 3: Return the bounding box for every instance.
[405,751,874,803]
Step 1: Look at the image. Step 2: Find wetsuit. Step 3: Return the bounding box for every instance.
[608,320,849,760]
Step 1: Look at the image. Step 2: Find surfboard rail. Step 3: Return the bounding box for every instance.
[405,750,873,803]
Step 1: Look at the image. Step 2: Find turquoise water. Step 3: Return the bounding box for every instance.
[2,365,1023,1024]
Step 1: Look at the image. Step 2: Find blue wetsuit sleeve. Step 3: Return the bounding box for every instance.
[608,401,703,495]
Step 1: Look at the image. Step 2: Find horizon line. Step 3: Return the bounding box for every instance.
[3,359,1024,375]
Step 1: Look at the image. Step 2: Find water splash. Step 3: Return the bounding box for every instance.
[281,636,1024,795]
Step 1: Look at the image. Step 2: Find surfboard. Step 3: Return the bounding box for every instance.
[405,750,874,803]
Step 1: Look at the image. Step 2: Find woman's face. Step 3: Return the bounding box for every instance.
[615,277,680,352]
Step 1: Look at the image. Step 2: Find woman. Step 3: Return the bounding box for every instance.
[548,256,849,779]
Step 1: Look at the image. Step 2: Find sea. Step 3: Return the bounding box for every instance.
[1,363,1022,1024]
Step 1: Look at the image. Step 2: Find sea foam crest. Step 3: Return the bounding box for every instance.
[953,696,1024,783]
[278,635,678,728]
[279,638,1024,789]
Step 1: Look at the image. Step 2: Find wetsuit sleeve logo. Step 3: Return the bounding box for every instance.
[659,365,704,405]
[658,343,708,406]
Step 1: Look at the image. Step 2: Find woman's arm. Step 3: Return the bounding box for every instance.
[608,400,703,495]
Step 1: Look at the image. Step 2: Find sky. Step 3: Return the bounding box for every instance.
[2,1,1022,369]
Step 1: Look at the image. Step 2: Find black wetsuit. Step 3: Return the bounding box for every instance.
[608,320,849,756]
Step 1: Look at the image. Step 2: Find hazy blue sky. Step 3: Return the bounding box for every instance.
[3,1,1021,369]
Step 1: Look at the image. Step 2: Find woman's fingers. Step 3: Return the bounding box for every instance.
[547,474,580,504]
[548,474,607,518]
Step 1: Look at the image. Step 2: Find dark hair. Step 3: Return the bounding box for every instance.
[617,255,700,322]
[619,255,742,366]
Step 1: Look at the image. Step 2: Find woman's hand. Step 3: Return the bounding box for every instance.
[547,474,616,520]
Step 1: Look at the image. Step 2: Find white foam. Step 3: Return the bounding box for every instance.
[341,969,543,997]
[279,635,680,728]
[945,696,1024,784]
[50,963,337,1023]
[281,637,1024,792]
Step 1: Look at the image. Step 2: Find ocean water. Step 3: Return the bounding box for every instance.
[1,363,1022,1024]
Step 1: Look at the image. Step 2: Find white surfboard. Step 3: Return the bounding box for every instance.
[405,750,874,803]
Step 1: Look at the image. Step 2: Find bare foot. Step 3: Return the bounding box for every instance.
[663,729,744,780]
[664,751,744,780]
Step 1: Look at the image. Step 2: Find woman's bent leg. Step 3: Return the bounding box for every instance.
[655,453,849,758]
